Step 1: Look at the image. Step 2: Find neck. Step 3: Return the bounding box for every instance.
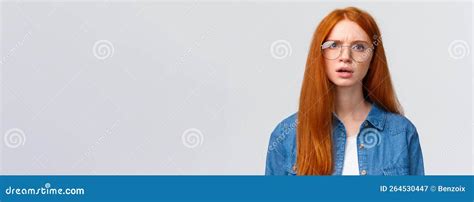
[334,83,370,121]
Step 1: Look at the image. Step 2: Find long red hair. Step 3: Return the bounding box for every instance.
[296,7,403,175]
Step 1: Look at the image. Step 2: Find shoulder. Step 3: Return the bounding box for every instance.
[268,113,298,154]
[383,111,418,139]
[265,113,298,175]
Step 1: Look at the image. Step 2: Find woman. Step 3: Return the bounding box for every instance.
[265,7,424,176]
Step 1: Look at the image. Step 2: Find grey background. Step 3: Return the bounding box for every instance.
[1,1,472,175]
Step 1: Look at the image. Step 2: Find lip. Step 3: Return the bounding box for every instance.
[336,67,354,79]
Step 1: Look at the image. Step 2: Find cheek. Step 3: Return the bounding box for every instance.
[356,62,371,79]
[324,60,337,76]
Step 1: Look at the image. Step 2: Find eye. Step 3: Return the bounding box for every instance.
[322,41,339,49]
[352,43,368,52]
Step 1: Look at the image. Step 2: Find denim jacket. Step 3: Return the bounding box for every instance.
[265,103,424,176]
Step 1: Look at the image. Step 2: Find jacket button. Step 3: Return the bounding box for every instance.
[292,165,296,172]
[359,144,364,149]
[364,122,368,127]
[361,170,367,175]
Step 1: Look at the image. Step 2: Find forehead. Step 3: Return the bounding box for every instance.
[326,19,370,42]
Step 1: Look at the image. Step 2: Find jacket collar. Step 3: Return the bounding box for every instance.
[364,103,386,130]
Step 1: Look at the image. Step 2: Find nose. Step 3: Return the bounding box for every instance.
[339,46,352,63]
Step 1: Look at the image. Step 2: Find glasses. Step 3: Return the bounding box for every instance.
[321,40,374,62]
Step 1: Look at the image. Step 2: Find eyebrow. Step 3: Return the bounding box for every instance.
[325,39,371,44]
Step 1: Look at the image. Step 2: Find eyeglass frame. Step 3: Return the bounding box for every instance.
[320,40,376,62]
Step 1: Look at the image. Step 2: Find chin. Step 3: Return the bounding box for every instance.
[331,79,358,87]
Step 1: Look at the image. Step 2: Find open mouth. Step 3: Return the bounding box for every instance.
[336,67,354,73]
[336,67,354,79]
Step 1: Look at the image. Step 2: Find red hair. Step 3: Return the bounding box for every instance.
[296,7,403,175]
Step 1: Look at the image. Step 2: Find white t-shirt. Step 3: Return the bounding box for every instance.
[342,135,360,175]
